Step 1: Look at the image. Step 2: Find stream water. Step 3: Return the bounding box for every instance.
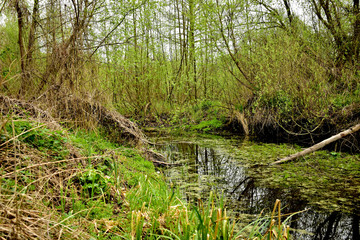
[152,135,360,240]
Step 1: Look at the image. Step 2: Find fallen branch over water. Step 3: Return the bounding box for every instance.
[271,123,360,165]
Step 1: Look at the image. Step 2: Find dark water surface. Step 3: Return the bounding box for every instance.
[153,135,360,240]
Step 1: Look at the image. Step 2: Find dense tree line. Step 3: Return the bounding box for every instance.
[1,0,359,129]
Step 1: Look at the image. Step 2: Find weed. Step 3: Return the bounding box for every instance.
[79,166,112,198]
[70,129,119,156]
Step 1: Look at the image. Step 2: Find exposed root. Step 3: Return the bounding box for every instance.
[232,111,249,135]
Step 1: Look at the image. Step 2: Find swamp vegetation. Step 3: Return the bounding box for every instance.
[154,135,360,239]
[1,0,360,239]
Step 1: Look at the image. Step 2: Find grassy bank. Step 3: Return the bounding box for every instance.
[0,116,293,239]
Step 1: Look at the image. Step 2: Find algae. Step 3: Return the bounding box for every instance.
[155,135,360,215]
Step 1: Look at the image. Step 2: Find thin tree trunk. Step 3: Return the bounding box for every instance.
[15,0,26,97]
[353,0,360,61]
[25,0,39,82]
[283,0,293,25]
[0,0,9,14]
[271,123,360,165]
[189,0,197,101]
[26,0,39,64]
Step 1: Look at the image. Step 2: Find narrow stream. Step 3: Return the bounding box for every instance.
[153,135,360,240]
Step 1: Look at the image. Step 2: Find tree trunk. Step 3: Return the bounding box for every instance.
[283,0,293,25]
[189,0,197,101]
[271,123,360,165]
[26,0,39,68]
[353,0,360,62]
[23,0,39,95]
[15,0,27,97]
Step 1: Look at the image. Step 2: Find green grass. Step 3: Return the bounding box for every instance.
[3,119,69,159]
[191,119,224,132]
[69,129,120,156]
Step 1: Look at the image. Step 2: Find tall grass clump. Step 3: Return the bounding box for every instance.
[0,118,91,239]
[127,185,296,240]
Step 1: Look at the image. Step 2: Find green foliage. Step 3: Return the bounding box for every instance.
[331,92,359,109]
[163,99,227,133]
[0,178,16,192]
[193,99,216,113]
[79,166,112,197]
[258,91,293,112]
[89,200,114,220]
[1,0,360,136]
[127,175,174,213]
[191,119,224,132]
[192,100,225,122]
[120,156,155,187]
[0,17,19,76]
[235,200,294,240]
[3,120,69,159]
[69,199,114,221]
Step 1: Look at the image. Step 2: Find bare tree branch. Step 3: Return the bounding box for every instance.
[89,0,148,58]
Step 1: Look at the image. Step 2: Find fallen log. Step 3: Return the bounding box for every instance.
[270,123,360,165]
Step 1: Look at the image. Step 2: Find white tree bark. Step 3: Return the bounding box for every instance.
[271,123,360,165]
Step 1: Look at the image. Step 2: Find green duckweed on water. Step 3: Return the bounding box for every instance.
[155,135,360,215]
[236,141,360,213]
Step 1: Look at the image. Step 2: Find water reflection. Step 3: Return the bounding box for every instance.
[155,138,360,240]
